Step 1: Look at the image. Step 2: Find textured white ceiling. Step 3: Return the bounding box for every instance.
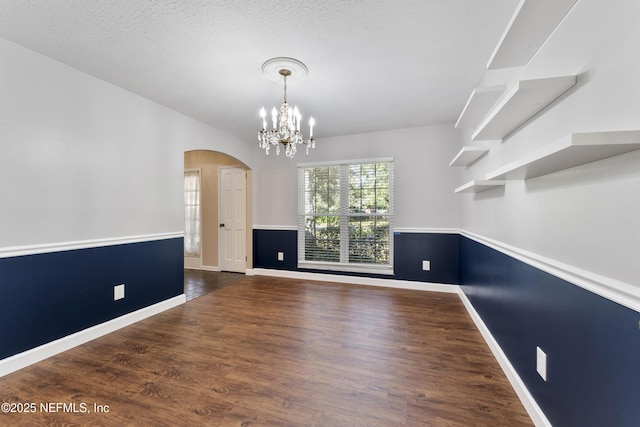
[0,0,518,141]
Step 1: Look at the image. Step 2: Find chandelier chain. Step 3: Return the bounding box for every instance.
[283,74,288,104]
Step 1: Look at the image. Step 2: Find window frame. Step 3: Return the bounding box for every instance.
[184,168,202,259]
[297,157,394,275]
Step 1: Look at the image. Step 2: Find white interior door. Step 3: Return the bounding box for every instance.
[219,167,246,272]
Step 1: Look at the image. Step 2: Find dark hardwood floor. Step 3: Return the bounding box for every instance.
[184,269,245,301]
[1,276,533,426]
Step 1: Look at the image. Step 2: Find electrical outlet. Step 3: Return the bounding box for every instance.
[422,260,431,271]
[114,284,125,301]
[277,252,284,261]
[536,346,547,381]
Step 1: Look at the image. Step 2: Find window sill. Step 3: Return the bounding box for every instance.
[298,261,394,275]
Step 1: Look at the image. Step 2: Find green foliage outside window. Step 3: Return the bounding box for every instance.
[300,162,392,266]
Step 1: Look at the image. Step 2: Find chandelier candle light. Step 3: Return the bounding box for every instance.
[258,58,315,158]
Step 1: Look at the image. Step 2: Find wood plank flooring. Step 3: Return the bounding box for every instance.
[184,269,245,301]
[1,276,533,426]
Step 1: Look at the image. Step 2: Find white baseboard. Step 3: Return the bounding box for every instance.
[0,294,186,378]
[249,268,460,293]
[457,290,551,427]
[184,265,221,272]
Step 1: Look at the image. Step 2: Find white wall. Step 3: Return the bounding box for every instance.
[252,125,462,230]
[0,37,253,249]
[458,0,640,287]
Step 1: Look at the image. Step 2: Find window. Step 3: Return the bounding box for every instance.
[298,158,393,274]
[184,169,201,258]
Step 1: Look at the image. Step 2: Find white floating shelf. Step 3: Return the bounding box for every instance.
[455,180,505,194]
[472,75,577,141]
[449,146,490,167]
[455,85,506,129]
[487,0,578,70]
[487,131,640,180]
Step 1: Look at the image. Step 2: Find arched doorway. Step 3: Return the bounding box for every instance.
[183,150,252,272]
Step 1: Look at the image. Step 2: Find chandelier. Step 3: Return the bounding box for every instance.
[258,58,315,158]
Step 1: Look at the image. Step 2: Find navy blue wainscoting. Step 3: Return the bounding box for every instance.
[253,229,459,285]
[393,232,459,284]
[252,229,298,270]
[459,236,640,427]
[0,238,184,360]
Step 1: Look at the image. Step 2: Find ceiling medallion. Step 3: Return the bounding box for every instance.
[258,57,315,158]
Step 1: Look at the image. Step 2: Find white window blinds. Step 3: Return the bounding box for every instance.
[298,159,394,273]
